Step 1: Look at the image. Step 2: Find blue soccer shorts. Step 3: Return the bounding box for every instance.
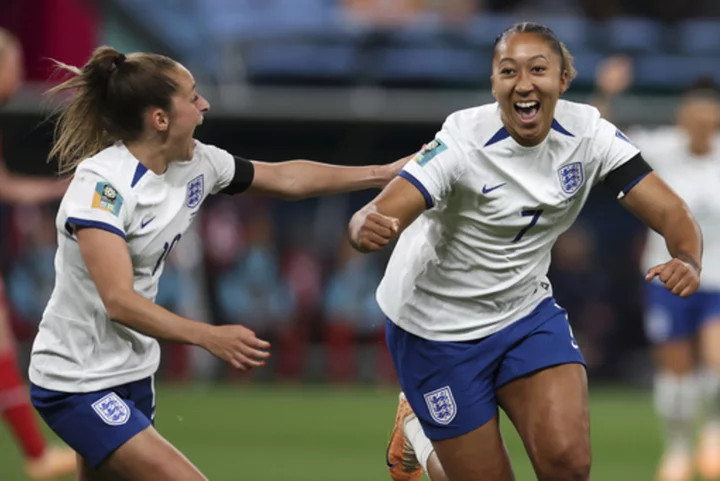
[30,376,155,468]
[385,297,586,440]
[644,281,720,344]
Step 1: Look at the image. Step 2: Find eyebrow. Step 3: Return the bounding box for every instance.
[498,54,548,64]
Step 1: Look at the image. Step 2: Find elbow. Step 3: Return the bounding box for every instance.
[666,198,695,227]
[103,289,133,321]
[275,175,305,201]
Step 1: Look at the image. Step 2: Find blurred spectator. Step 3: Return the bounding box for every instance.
[215,208,295,335]
[6,206,56,325]
[343,0,425,27]
[425,0,480,27]
[323,238,384,382]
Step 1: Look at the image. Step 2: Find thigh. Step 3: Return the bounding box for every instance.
[653,339,695,374]
[497,363,590,479]
[700,317,720,370]
[94,425,207,481]
[432,414,515,481]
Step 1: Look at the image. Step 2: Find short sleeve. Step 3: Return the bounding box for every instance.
[195,141,236,194]
[594,118,642,181]
[63,170,128,239]
[400,120,466,209]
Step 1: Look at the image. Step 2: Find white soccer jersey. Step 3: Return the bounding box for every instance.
[29,141,235,392]
[635,127,720,290]
[376,100,640,341]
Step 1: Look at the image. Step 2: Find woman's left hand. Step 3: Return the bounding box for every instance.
[646,258,701,298]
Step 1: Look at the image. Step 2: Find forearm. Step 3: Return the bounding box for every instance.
[275,161,385,200]
[105,290,210,346]
[660,202,703,271]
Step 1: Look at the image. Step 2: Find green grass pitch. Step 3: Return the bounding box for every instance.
[0,385,672,480]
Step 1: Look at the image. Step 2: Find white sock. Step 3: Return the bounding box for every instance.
[654,372,700,452]
[404,415,435,472]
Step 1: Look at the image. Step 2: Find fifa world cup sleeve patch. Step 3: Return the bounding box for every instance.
[91,182,124,217]
[414,139,448,167]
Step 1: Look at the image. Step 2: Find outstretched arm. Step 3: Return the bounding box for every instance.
[620,172,702,297]
[246,154,412,201]
[0,159,67,204]
[77,227,270,371]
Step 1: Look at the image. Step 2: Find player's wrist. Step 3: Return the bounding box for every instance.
[675,253,701,275]
[188,321,213,348]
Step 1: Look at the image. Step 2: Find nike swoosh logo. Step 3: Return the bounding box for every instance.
[141,216,156,229]
[482,182,506,194]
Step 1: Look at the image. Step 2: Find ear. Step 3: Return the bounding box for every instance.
[490,75,497,101]
[559,69,569,95]
[149,108,170,133]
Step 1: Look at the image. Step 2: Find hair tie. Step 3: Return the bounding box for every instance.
[113,53,126,69]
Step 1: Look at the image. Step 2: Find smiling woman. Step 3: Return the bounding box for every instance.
[347,21,704,481]
[492,22,578,147]
[27,45,410,481]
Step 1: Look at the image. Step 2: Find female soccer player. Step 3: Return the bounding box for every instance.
[0,28,76,481]
[596,56,720,481]
[349,23,702,481]
[27,46,406,481]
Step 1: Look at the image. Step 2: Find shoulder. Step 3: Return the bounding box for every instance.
[552,100,602,139]
[191,140,233,164]
[74,144,137,196]
[443,103,504,147]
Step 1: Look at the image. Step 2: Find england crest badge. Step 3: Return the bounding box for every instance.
[186,174,205,208]
[557,162,584,195]
[91,393,131,426]
[424,386,457,425]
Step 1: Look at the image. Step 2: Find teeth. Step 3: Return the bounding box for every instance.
[515,101,539,108]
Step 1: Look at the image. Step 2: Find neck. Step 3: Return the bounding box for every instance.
[124,140,170,175]
[501,111,551,147]
[688,138,712,157]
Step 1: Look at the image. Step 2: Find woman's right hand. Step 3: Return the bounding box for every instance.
[349,206,400,253]
[200,324,271,370]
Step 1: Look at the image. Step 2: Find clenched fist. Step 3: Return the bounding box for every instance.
[646,257,700,298]
[349,206,400,253]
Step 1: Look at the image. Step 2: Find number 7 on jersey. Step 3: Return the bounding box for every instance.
[513,209,544,243]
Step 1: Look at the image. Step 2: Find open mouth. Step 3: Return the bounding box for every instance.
[514,101,540,125]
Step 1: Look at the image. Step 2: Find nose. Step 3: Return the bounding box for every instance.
[199,95,210,113]
[515,70,534,95]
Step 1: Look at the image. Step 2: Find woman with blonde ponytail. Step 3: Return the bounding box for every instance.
[0,28,75,481]
[28,45,407,480]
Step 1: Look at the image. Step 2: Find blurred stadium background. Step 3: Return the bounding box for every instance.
[1,0,719,479]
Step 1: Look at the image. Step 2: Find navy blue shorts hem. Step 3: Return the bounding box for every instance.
[495,360,587,390]
[424,407,498,442]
